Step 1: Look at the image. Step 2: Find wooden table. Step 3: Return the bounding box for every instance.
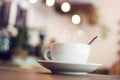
[0,66,119,80]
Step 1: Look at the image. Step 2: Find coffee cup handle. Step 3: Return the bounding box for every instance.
[43,49,52,60]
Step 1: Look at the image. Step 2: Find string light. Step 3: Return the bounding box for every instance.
[72,14,81,24]
[46,0,55,7]
[28,0,38,4]
[61,2,71,12]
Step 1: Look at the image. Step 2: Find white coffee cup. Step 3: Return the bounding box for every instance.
[43,42,90,63]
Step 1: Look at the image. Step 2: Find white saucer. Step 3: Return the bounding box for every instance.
[37,60,101,75]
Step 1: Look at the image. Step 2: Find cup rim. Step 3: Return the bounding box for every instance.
[51,42,90,47]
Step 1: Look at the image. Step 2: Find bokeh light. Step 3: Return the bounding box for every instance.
[61,2,71,12]
[72,14,81,24]
[28,0,38,4]
[46,0,55,7]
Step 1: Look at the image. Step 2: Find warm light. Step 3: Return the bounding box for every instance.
[46,0,55,7]
[61,2,71,12]
[28,0,38,4]
[72,14,81,24]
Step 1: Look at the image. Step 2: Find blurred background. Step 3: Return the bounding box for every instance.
[0,0,120,76]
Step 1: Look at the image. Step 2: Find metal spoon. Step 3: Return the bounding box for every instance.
[88,36,98,45]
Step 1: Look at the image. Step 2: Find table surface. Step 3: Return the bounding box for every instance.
[0,66,120,80]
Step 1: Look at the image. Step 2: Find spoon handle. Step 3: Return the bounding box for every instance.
[88,36,98,45]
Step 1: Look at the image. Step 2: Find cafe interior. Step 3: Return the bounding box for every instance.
[0,0,120,77]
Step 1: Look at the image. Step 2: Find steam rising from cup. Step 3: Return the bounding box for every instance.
[73,30,83,42]
[58,30,83,43]
[59,30,70,42]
